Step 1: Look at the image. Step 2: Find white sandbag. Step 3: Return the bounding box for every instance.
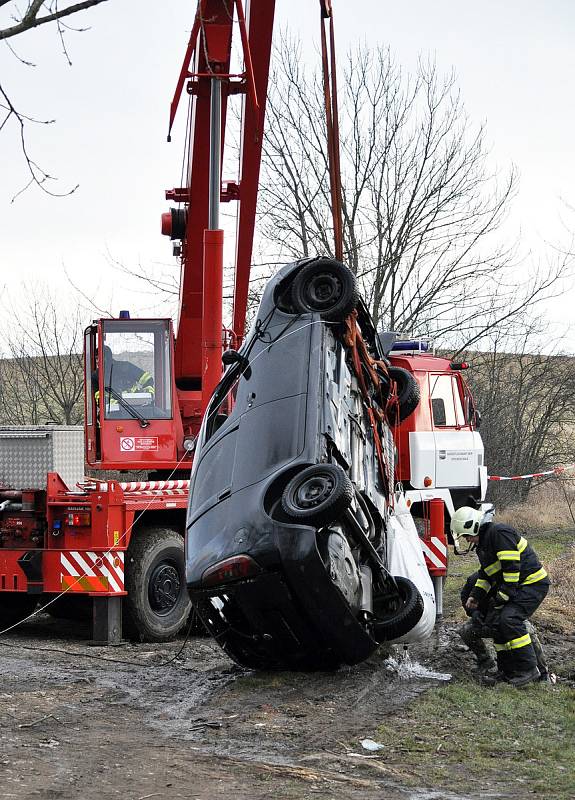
[386,494,436,643]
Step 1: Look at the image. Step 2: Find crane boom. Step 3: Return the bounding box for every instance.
[162,0,276,443]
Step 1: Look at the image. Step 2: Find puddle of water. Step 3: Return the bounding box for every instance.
[386,649,451,682]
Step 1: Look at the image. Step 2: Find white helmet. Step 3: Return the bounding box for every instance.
[450,506,484,553]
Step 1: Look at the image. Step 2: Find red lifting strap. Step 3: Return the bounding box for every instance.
[343,311,398,499]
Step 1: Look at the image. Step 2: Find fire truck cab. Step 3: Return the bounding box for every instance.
[389,338,487,525]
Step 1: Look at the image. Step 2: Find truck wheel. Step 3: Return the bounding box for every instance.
[124,527,191,642]
[281,464,353,527]
[0,594,38,629]
[372,576,424,642]
[389,366,420,421]
[290,259,358,321]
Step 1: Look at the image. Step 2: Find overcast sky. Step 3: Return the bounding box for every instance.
[1,0,574,348]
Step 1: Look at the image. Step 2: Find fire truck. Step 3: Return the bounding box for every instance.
[0,0,486,643]
[384,337,486,610]
[388,337,486,519]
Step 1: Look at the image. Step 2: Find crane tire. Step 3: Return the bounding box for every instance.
[372,576,424,642]
[290,258,358,321]
[124,527,191,643]
[389,366,420,421]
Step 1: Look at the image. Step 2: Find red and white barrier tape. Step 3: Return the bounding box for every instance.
[488,463,575,482]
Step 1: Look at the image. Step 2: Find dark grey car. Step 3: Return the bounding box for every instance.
[185,257,423,670]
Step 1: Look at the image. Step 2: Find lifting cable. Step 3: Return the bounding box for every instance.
[320,4,401,509]
[320,1,344,262]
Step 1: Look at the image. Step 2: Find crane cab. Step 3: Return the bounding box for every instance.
[84,317,185,472]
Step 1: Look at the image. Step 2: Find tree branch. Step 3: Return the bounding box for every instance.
[0,0,109,40]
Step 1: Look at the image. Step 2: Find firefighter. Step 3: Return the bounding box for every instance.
[451,506,550,687]
[459,570,553,683]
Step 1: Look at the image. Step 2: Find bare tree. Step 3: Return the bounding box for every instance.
[1,1,109,198]
[258,39,569,348]
[0,288,84,424]
[466,321,575,506]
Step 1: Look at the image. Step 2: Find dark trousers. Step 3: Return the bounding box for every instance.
[494,582,550,675]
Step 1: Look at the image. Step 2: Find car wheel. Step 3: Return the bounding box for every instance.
[389,366,420,421]
[124,527,191,642]
[290,258,358,321]
[372,576,424,642]
[281,464,354,527]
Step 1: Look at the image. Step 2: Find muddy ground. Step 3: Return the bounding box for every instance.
[1,610,572,800]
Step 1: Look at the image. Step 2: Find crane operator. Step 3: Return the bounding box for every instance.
[102,345,154,397]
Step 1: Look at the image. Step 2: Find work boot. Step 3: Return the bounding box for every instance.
[507,666,540,688]
[475,655,497,674]
[480,670,507,687]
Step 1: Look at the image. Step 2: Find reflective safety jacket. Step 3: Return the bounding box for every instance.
[470,523,549,603]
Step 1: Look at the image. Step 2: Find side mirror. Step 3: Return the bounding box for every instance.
[222,348,251,379]
[472,409,481,429]
[222,349,243,366]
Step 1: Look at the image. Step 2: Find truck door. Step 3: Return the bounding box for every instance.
[430,373,482,489]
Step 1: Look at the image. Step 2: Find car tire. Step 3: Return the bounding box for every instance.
[372,576,424,642]
[290,259,358,321]
[124,527,191,642]
[389,366,420,421]
[281,464,354,527]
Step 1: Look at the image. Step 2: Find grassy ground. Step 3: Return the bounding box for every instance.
[375,526,575,799]
[375,681,575,798]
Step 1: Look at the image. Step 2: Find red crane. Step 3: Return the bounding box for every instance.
[0,0,341,646]
[85,0,277,474]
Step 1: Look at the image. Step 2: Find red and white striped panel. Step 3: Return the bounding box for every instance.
[120,479,190,492]
[123,488,188,497]
[421,537,447,575]
[60,551,125,594]
[82,479,190,493]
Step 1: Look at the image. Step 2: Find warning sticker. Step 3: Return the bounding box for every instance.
[120,436,158,452]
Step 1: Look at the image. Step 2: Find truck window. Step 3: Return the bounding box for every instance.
[430,374,463,427]
[102,320,172,420]
[85,331,93,426]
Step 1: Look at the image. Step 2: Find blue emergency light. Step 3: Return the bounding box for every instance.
[390,338,433,354]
